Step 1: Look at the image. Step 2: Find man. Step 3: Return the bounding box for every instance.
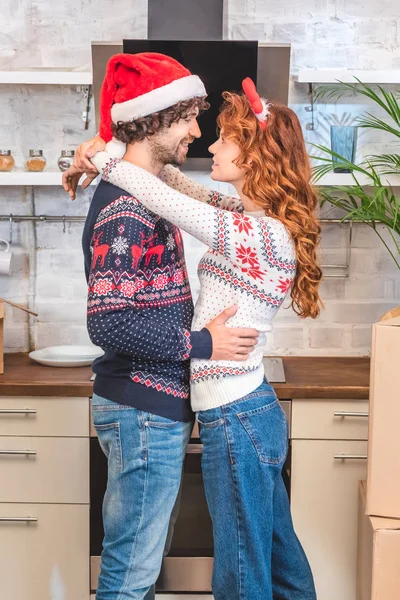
[63,53,258,600]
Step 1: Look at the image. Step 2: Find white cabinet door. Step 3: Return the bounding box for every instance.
[291,399,369,440]
[291,439,368,600]
[0,503,89,600]
[0,436,89,503]
[0,396,89,437]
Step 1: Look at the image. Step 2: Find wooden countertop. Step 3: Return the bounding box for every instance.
[0,353,370,399]
[0,353,93,396]
[272,356,370,399]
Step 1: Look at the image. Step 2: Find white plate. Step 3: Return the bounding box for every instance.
[29,345,104,367]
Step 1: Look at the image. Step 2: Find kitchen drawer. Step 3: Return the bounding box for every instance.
[0,503,89,600]
[0,436,89,503]
[291,399,369,440]
[0,396,89,437]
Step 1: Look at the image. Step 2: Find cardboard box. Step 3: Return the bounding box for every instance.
[366,316,400,519]
[0,301,4,374]
[357,481,400,600]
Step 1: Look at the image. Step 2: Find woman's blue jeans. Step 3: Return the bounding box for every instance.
[197,380,317,600]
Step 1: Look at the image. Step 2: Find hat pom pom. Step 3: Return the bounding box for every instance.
[105,137,126,159]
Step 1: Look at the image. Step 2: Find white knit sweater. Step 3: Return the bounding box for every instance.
[91,153,297,412]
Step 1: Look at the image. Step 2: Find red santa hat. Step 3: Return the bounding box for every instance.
[99,52,207,157]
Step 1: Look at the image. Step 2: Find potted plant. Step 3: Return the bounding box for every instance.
[311,79,400,269]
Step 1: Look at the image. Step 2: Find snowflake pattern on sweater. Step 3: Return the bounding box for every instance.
[92,154,297,412]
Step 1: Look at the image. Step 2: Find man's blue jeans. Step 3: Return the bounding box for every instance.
[92,393,192,600]
[197,380,317,600]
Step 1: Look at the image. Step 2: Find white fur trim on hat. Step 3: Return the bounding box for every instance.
[105,137,126,159]
[111,75,206,124]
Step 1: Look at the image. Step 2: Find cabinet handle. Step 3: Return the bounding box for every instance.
[0,449,36,455]
[186,444,203,454]
[334,411,369,418]
[334,454,368,460]
[0,409,37,415]
[0,517,38,523]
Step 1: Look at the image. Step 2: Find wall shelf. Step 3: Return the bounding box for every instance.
[297,69,400,84]
[0,171,97,186]
[315,173,400,187]
[0,70,92,85]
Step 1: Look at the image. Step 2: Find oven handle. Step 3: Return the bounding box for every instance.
[186,444,203,454]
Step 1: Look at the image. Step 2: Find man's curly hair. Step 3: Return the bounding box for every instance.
[112,97,209,144]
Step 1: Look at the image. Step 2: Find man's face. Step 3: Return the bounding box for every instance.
[148,107,201,166]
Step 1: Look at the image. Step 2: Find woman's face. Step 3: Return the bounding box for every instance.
[208,131,245,185]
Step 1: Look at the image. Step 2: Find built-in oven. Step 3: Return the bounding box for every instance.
[90,401,291,594]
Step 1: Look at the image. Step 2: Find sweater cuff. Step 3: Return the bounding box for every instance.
[189,328,213,360]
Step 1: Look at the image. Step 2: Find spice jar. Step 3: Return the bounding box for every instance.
[0,150,15,172]
[57,150,75,172]
[26,149,46,172]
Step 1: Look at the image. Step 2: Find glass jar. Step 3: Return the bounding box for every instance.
[26,149,46,172]
[0,150,15,172]
[57,150,75,172]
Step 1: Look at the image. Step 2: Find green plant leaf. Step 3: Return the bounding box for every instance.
[367,154,400,174]
[311,79,400,268]
[357,112,400,138]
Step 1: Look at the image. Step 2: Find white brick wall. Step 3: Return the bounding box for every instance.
[0,0,399,356]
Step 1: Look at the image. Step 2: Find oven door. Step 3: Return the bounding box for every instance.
[89,420,214,593]
[90,402,291,594]
[156,432,214,592]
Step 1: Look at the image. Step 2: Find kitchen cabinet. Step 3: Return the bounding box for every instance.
[291,399,369,600]
[0,503,89,600]
[0,436,89,503]
[0,394,90,600]
[0,395,89,436]
[291,399,369,440]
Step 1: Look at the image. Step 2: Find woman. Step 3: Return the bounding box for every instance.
[90,80,322,600]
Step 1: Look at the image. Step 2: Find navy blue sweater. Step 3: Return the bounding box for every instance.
[82,180,212,421]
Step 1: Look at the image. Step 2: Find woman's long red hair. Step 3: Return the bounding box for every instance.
[217,92,323,319]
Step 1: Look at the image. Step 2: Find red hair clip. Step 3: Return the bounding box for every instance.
[242,77,271,131]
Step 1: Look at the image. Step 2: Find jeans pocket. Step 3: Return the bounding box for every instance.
[94,422,123,473]
[237,400,288,465]
[196,410,224,429]
[145,413,180,429]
